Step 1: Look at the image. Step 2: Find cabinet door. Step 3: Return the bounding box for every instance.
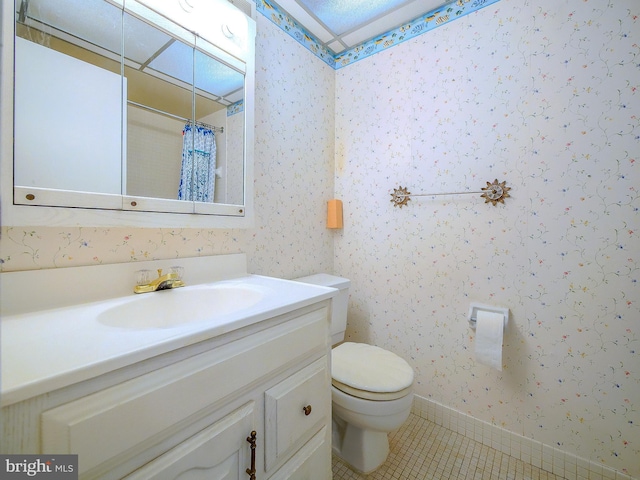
[124,402,255,480]
[264,357,330,472]
[269,427,331,480]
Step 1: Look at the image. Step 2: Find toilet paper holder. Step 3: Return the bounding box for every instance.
[468,303,509,330]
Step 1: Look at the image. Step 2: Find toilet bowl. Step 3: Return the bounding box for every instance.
[294,274,414,474]
[332,385,414,473]
[331,341,413,473]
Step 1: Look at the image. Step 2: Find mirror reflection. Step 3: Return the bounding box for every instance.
[14,0,246,209]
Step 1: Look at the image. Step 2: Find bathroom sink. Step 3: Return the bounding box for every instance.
[97,284,266,329]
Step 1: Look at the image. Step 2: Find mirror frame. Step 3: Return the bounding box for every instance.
[1,0,256,228]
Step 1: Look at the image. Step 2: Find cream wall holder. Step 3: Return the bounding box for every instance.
[390,179,511,208]
[467,302,509,330]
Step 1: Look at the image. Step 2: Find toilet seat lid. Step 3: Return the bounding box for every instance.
[332,342,414,394]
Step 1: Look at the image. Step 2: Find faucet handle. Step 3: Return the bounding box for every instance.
[135,269,153,286]
[157,268,163,277]
[169,266,184,280]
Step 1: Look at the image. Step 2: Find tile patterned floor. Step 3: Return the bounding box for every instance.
[332,413,564,480]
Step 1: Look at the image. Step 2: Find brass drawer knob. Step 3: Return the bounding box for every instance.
[303,405,312,416]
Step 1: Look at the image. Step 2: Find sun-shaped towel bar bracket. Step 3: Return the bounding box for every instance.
[390,186,412,208]
[480,179,511,206]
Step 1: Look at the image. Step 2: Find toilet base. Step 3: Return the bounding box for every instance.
[332,416,390,474]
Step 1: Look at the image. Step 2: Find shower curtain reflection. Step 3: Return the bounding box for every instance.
[178,123,217,202]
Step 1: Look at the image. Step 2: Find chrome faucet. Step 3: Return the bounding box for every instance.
[134,268,185,294]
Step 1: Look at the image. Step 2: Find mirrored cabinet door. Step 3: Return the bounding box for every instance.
[123,9,194,203]
[193,36,246,214]
[14,0,124,209]
[121,5,195,214]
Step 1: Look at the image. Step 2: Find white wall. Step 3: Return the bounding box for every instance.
[126,106,183,199]
[14,37,122,194]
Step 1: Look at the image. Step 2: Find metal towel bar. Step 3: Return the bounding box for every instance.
[391,179,511,208]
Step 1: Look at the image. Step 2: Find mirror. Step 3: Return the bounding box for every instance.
[13,0,249,216]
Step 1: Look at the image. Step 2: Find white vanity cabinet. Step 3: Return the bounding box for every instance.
[0,302,332,480]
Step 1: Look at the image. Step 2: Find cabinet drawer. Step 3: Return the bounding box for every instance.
[41,306,328,476]
[264,357,330,472]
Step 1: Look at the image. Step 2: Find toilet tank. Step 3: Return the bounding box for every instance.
[294,274,350,346]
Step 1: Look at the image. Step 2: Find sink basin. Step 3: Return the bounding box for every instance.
[98,284,266,329]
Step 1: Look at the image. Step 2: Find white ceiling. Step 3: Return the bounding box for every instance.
[273,0,447,54]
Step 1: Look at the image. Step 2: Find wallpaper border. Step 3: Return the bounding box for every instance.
[255,0,501,69]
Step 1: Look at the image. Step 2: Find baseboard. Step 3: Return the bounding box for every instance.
[411,395,635,480]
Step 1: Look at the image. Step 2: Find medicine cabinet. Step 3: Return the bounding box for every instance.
[1,0,256,228]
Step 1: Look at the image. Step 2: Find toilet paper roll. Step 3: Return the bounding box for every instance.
[475,310,504,371]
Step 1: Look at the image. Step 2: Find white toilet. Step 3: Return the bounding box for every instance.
[295,274,414,474]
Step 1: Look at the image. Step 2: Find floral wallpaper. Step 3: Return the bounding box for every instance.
[334,0,639,477]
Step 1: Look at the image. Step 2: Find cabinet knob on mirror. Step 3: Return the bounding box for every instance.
[303,405,312,416]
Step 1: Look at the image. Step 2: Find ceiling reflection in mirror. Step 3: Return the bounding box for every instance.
[14,0,246,209]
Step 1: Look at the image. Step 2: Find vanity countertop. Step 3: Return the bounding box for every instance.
[0,272,335,407]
